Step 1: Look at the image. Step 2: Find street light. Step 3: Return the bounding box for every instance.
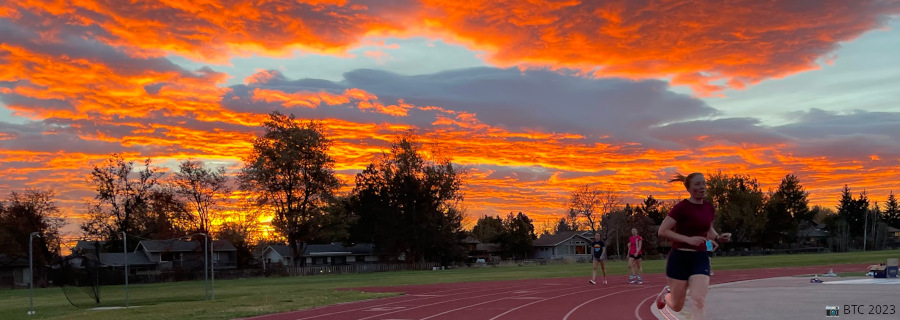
[210,236,215,300]
[28,232,39,316]
[123,231,129,308]
[185,233,210,300]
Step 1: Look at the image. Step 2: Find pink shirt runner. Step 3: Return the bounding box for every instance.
[629,235,643,255]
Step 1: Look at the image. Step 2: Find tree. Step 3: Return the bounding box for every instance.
[637,195,665,225]
[217,204,261,269]
[348,133,466,264]
[553,217,576,234]
[81,154,158,248]
[823,213,850,252]
[706,171,767,244]
[883,191,900,229]
[867,203,885,250]
[778,174,812,223]
[0,189,65,269]
[627,205,658,256]
[836,186,868,241]
[472,215,504,243]
[172,159,230,235]
[761,174,812,247]
[599,209,628,258]
[495,212,536,259]
[568,185,621,233]
[239,112,340,266]
[144,187,192,240]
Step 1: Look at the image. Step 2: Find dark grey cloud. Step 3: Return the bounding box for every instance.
[0,120,125,154]
[341,68,717,142]
[225,67,721,150]
[649,117,790,148]
[774,109,900,159]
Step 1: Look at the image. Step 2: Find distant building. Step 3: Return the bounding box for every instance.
[887,226,900,248]
[261,242,379,268]
[303,243,377,266]
[72,240,106,257]
[532,231,593,261]
[261,244,294,268]
[0,254,29,288]
[135,239,237,271]
[797,223,829,247]
[462,236,500,263]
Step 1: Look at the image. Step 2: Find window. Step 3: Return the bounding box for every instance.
[161,252,177,262]
[355,255,365,262]
[575,245,587,255]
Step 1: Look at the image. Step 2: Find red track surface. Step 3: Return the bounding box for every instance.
[243,263,868,320]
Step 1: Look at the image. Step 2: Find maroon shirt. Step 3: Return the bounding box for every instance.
[667,199,715,251]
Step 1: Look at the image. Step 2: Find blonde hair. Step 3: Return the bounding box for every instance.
[669,172,703,190]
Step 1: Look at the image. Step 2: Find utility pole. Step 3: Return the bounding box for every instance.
[28,232,40,315]
[123,231,129,307]
[864,207,869,251]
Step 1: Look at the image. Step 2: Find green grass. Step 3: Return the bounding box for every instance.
[2,250,897,320]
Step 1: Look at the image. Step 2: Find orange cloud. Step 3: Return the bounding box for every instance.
[420,0,900,94]
[5,1,897,93]
[3,0,408,62]
[3,2,900,242]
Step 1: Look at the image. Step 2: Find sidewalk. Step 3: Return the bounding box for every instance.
[651,276,900,319]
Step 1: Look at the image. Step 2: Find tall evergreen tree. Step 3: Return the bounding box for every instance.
[883,191,900,229]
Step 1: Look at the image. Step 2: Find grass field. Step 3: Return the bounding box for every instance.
[1,250,897,320]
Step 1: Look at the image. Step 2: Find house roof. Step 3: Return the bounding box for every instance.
[0,254,29,267]
[798,225,829,238]
[99,252,156,267]
[475,243,500,252]
[74,240,105,251]
[533,231,593,247]
[212,240,237,251]
[137,239,236,253]
[462,235,482,244]
[265,244,293,258]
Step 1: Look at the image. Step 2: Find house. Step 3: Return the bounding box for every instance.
[303,243,378,266]
[135,239,238,271]
[462,236,501,262]
[0,254,30,288]
[98,252,159,281]
[261,242,379,267]
[261,244,294,268]
[887,226,900,248]
[797,223,829,247]
[532,231,594,261]
[72,240,106,258]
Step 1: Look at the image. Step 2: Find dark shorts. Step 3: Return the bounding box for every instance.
[708,251,713,258]
[593,255,606,262]
[628,253,643,260]
[666,249,710,281]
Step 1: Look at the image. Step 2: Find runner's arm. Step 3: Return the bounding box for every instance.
[659,216,704,246]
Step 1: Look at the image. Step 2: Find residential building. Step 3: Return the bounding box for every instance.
[531,231,593,261]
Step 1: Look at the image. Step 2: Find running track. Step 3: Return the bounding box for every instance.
[243,263,869,320]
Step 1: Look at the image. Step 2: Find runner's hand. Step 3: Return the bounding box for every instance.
[718,233,732,243]
[685,236,707,247]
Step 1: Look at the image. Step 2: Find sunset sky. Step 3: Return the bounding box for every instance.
[2,1,900,242]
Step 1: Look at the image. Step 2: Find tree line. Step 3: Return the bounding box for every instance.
[2,111,469,267]
[548,172,900,255]
[4,112,900,268]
